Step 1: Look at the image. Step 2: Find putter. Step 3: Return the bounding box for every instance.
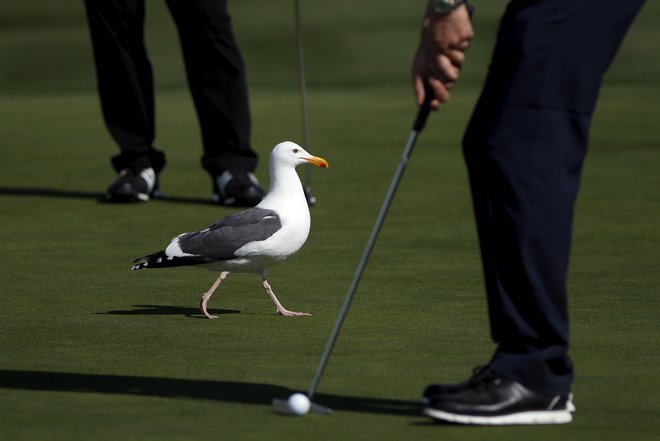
[272,95,433,415]
[293,0,316,206]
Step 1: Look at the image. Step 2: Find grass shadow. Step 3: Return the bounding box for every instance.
[0,370,420,417]
[0,186,212,206]
[101,304,240,318]
[0,186,104,200]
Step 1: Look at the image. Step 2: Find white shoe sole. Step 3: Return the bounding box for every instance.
[423,407,573,425]
[424,394,576,411]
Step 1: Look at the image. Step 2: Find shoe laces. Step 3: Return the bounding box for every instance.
[468,367,504,389]
[466,365,489,384]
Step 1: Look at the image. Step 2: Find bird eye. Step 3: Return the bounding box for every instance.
[293,148,299,153]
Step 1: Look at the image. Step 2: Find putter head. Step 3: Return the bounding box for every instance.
[272,397,333,416]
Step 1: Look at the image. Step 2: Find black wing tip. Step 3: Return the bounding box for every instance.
[131,251,166,270]
[131,250,216,270]
[131,261,148,270]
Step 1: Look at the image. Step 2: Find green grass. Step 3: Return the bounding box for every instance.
[1,1,659,440]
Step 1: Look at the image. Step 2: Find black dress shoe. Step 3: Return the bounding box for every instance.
[212,171,264,207]
[423,370,574,425]
[106,167,160,202]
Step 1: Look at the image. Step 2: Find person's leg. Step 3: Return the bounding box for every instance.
[164,0,258,176]
[165,0,262,205]
[84,0,165,174]
[462,0,645,398]
[424,0,645,425]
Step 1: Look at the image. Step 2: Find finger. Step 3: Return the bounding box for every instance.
[446,49,466,67]
[433,54,460,83]
[455,39,471,51]
[428,77,450,110]
[413,75,426,106]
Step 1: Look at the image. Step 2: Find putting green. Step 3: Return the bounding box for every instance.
[1,1,659,440]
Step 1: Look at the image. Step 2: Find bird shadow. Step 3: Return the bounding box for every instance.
[100,304,240,318]
[0,369,421,417]
[0,186,212,206]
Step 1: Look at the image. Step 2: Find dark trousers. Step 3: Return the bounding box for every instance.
[84,0,258,176]
[463,0,645,395]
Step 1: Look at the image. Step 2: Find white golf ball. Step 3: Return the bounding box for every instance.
[287,393,311,415]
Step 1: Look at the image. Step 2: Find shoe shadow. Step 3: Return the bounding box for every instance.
[0,369,420,417]
[0,186,104,200]
[100,304,240,318]
[0,186,212,206]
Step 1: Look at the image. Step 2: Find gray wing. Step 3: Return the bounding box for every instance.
[175,207,282,260]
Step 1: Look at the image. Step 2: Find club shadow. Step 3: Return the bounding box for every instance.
[0,186,212,206]
[0,370,420,417]
[101,304,240,318]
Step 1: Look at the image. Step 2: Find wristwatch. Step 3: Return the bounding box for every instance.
[431,0,466,14]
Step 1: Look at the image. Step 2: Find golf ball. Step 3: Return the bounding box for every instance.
[287,393,311,415]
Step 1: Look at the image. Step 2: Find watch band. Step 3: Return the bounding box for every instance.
[431,0,466,14]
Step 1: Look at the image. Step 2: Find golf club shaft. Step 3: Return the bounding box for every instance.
[307,99,432,399]
[293,0,314,192]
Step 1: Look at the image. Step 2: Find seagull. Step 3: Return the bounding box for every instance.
[131,141,329,319]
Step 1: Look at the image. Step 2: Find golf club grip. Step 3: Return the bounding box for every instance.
[413,91,433,132]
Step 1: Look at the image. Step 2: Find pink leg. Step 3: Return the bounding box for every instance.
[262,277,311,317]
[199,271,229,319]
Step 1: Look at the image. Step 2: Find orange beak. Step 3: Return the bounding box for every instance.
[305,155,329,168]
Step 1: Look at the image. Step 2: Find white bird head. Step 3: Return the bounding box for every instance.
[270,141,329,169]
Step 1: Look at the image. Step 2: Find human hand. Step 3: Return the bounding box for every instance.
[412,4,474,110]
